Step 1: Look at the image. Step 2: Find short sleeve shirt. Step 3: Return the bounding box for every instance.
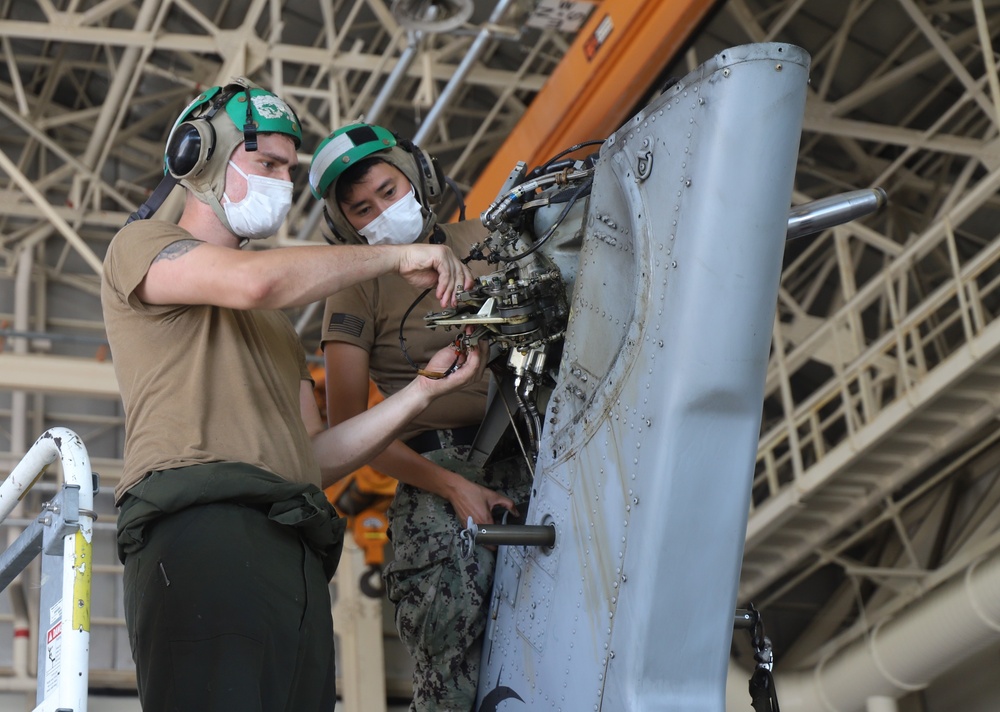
[320,221,491,441]
[102,220,320,503]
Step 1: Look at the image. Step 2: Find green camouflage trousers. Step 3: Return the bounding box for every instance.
[384,443,531,712]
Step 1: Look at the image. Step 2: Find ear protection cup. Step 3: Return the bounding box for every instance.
[163,83,258,181]
[312,125,446,243]
[164,119,216,179]
[397,138,445,206]
[133,79,301,227]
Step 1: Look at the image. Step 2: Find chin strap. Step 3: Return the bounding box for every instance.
[125,174,179,225]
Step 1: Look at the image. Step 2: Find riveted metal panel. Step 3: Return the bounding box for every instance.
[477,43,809,712]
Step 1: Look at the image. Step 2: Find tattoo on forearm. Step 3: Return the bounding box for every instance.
[153,239,201,262]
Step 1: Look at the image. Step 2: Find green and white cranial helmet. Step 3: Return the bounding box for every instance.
[308,122,438,244]
[164,77,302,230]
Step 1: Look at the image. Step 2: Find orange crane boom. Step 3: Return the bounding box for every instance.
[463,0,719,217]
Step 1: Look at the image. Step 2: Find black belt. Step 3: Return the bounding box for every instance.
[405,425,480,454]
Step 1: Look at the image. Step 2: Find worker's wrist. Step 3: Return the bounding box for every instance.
[431,466,464,500]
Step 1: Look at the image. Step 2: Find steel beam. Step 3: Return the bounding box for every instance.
[0,354,118,398]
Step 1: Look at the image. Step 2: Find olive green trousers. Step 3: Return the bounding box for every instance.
[122,502,337,712]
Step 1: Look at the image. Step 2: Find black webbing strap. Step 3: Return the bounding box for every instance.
[125,173,178,225]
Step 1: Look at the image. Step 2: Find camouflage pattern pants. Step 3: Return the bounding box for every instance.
[384,444,531,712]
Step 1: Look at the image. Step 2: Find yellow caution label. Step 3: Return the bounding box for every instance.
[72,531,91,632]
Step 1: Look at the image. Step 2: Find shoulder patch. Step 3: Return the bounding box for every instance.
[327,312,365,338]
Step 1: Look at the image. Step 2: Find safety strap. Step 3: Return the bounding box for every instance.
[125,173,178,225]
[738,603,781,712]
[749,666,780,712]
[125,83,256,226]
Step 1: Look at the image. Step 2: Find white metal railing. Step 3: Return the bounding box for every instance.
[754,185,1000,511]
[0,427,96,712]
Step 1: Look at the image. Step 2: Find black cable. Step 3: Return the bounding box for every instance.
[397,286,461,379]
[397,250,478,378]
[506,177,592,263]
[445,176,467,221]
[532,139,605,177]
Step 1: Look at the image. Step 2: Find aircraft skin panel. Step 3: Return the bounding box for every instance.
[476,44,809,711]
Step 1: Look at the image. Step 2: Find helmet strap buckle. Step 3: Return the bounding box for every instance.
[242,85,258,152]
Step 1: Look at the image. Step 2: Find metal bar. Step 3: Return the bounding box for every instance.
[0,522,44,592]
[366,31,422,124]
[786,188,888,241]
[0,354,118,398]
[0,148,104,275]
[413,0,517,146]
[470,524,555,548]
[0,329,110,346]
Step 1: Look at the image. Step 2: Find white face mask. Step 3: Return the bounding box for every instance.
[222,161,293,240]
[358,188,425,246]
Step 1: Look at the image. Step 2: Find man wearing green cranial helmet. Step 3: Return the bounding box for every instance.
[310,122,533,712]
[159,78,302,238]
[309,122,442,245]
[103,80,489,712]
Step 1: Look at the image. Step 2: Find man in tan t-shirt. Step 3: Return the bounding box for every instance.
[101,79,485,712]
[310,123,533,711]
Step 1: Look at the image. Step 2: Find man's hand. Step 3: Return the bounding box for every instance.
[415,331,488,395]
[396,243,473,307]
[446,477,518,528]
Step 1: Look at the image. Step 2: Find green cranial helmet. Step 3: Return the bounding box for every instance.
[309,122,440,244]
[308,123,397,200]
[163,77,302,227]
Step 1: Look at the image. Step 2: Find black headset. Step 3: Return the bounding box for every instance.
[396,137,446,205]
[164,83,258,180]
[126,83,258,225]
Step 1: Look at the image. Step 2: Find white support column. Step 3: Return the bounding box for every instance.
[332,537,387,712]
[866,696,899,712]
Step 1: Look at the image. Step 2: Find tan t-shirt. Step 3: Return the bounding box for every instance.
[321,221,490,441]
[102,220,320,503]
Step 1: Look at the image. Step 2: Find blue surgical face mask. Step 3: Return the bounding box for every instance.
[358,188,425,246]
[223,161,293,240]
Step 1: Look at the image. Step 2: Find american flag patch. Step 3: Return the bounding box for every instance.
[327,313,364,338]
